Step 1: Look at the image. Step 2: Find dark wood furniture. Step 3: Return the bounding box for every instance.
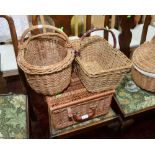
[0,15,27,92]
[0,16,18,57]
[31,15,91,37]
[32,15,73,36]
[140,15,152,44]
[104,15,152,58]
[0,16,24,77]
[118,15,134,58]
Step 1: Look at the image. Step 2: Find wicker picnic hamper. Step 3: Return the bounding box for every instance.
[132,41,155,92]
[71,28,132,93]
[17,25,74,95]
[46,73,114,130]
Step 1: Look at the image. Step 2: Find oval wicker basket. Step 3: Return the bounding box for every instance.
[71,28,132,93]
[17,25,74,95]
[132,41,155,92]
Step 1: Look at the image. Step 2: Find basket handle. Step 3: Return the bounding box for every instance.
[67,106,96,122]
[80,28,117,48]
[20,25,69,44]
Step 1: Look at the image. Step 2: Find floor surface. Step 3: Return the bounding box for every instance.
[2,75,155,139]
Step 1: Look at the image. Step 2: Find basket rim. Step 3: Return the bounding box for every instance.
[132,41,155,74]
[20,32,69,50]
[75,47,132,77]
[133,64,155,78]
[17,34,74,74]
[46,89,115,111]
[18,48,74,74]
[75,59,132,77]
[72,36,132,77]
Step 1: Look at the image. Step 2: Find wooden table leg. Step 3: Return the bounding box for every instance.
[120,118,135,130]
[0,74,8,94]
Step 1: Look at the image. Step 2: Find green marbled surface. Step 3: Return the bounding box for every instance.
[115,74,155,115]
[0,94,28,139]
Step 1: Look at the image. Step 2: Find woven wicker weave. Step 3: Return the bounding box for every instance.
[132,41,155,92]
[131,67,155,92]
[17,25,74,95]
[46,73,114,130]
[71,28,132,92]
[132,42,155,74]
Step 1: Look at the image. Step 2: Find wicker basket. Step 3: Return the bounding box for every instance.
[71,28,132,92]
[132,41,155,92]
[46,73,114,130]
[17,25,74,95]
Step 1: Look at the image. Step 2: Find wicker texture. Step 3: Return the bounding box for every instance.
[132,41,155,92]
[132,67,155,92]
[132,42,155,74]
[17,25,74,95]
[46,73,114,130]
[71,28,132,92]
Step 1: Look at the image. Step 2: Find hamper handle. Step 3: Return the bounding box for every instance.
[73,108,96,122]
[67,106,96,122]
[80,28,116,48]
[20,25,69,44]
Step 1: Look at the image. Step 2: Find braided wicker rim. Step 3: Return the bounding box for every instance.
[133,65,155,78]
[132,41,155,74]
[17,25,74,74]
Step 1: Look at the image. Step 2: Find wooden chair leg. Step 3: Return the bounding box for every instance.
[120,118,135,130]
[28,95,38,122]
[0,75,7,94]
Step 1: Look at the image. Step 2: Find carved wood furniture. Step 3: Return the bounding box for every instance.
[117,15,153,57]
[88,15,154,58]
[0,15,29,77]
[32,15,74,36]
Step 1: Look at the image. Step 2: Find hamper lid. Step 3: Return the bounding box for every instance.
[132,41,155,74]
[46,73,115,110]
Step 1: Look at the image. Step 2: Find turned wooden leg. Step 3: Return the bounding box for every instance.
[0,75,7,94]
[120,118,135,129]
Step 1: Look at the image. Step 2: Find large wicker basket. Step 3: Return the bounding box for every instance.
[46,73,114,130]
[71,28,132,93]
[17,25,74,95]
[132,41,155,92]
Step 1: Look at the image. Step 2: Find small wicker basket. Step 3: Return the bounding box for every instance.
[17,25,74,95]
[71,28,132,93]
[132,41,155,92]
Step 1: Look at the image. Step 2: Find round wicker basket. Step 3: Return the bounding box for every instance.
[132,41,155,92]
[17,25,74,95]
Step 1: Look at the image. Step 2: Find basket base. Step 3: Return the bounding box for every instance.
[76,63,126,93]
[25,66,72,95]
